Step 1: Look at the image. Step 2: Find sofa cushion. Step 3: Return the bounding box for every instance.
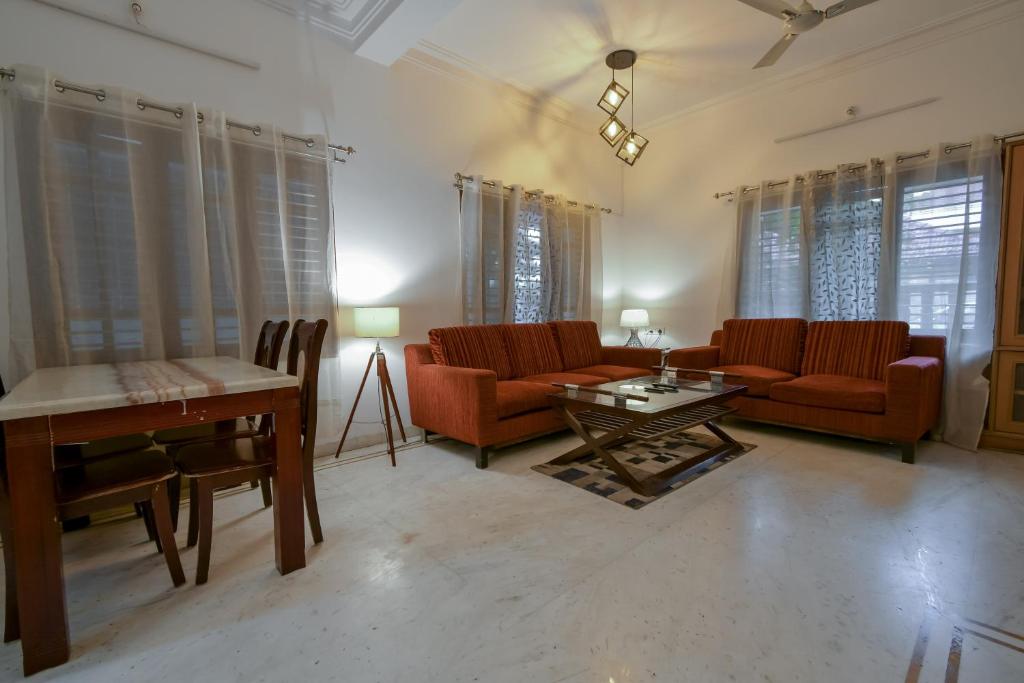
[428,325,514,380]
[719,318,807,374]
[801,321,909,381]
[769,374,886,414]
[707,365,796,397]
[496,381,560,419]
[499,323,564,377]
[519,372,607,389]
[547,320,603,370]
[573,364,649,382]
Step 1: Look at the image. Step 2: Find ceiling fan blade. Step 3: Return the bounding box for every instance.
[754,33,798,68]
[825,0,882,19]
[736,0,800,20]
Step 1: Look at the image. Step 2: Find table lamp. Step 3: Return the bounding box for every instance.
[620,309,649,348]
[334,307,406,467]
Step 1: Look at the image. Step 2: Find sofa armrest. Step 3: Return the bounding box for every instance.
[665,346,721,371]
[601,345,662,369]
[885,356,943,439]
[408,364,498,446]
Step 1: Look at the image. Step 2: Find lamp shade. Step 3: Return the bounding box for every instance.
[353,307,400,338]
[619,309,650,328]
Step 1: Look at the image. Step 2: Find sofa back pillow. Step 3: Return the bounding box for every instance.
[547,320,603,370]
[499,323,564,377]
[719,318,807,374]
[801,320,910,380]
[428,324,514,380]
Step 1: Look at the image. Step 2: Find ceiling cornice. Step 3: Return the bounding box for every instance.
[400,0,1023,133]
[644,0,1024,130]
[402,40,599,134]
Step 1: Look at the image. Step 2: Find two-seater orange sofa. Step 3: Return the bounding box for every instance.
[404,321,662,468]
[666,319,945,463]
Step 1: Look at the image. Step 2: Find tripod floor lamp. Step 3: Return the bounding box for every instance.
[335,307,407,466]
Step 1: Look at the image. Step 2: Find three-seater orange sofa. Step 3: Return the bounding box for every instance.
[666,319,945,463]
[404,321,662,468]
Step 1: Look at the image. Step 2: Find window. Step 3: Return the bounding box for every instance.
[897,176,983,331]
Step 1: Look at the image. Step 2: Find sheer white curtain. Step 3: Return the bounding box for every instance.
[884,137,1002,448]
[0,65,337,385]
[733,137,1004,449]
[736,179,806,318]
[460,176,598,324]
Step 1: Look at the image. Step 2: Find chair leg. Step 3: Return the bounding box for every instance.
[150,484,186,587]
[302,457,323,545]
[141,502,163,554]
[259,475,273,509]
[138,501,158,542]
[187,478,199,548]
[167,474,181,532]
[195,480,214,585]
[1,516,19,643]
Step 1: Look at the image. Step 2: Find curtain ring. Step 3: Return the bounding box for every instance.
[136,99,146,111]
[197,111,205,124]
[305,138,315,148]
[94,90,106,102]
[252,125,262,137]
[943,146,953,155]
[174,108,183,119]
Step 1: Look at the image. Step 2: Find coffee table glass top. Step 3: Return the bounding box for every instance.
[550,375,745,414]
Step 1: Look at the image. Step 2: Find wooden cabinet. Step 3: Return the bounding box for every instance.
[984,142,1024,450]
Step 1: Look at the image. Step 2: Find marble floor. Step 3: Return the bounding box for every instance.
[2,422,1023,682]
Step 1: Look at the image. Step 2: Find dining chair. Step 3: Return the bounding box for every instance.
[174,319,327,584]
[157,320,290,522]
[0,376,186,643]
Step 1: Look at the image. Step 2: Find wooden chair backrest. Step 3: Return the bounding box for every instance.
[286,319,328,459]
[254,320,290,370]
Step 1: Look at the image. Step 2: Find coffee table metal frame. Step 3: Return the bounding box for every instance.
[548,379,747,496]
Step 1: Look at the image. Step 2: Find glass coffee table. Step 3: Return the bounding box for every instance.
[547,375,748,496]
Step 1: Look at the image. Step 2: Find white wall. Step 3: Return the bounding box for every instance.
[622,3,1024,349]
[0,0,626,451]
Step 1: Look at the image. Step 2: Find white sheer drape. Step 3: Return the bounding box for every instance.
[460,176,599,325]
[734,136,1004,449]
[0,65,337,385]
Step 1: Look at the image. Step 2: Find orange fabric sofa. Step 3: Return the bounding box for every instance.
[405,321,662,468]
[665,319,945,463]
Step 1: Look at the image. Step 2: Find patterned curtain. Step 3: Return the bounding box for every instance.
[804,162,886,321]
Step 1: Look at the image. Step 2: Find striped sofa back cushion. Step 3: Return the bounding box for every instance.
[719,318,807,374]
[499,323,564,377]
[547,321,603,370]
[428,324,514,380]
[801,321,910,380]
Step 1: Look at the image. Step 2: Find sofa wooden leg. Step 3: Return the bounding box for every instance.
[901,442,916,464]
[422,429,432,444]
[476,446,490,469]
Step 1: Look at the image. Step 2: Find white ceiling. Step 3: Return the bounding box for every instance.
[418,0,1004,126]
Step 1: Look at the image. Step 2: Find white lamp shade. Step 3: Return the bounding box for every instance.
[619,309,650,328]
[353,307,400,338]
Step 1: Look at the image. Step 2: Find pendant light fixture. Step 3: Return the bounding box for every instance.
[596,49,650,167]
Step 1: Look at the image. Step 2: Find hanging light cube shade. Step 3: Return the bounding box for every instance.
[616,130,649,166]
[599,115,627,146]
[597,79,629,115]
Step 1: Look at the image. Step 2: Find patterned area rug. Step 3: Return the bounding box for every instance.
[532,431,755,509]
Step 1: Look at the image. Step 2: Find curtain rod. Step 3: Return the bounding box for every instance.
[453,172,613,214]
[713,130,1024,199]
[1,66,356,163]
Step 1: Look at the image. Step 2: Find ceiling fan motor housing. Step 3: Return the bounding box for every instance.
[785,9,824,34]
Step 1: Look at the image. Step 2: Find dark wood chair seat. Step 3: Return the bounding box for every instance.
[175,437,274,477]
[55,450,176,507]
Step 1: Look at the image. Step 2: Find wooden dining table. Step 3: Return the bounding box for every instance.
[0,357,307,676]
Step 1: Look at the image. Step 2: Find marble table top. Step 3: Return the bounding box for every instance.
[0,357,298,421]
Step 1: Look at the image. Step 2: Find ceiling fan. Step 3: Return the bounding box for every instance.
[738,0,882,69]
